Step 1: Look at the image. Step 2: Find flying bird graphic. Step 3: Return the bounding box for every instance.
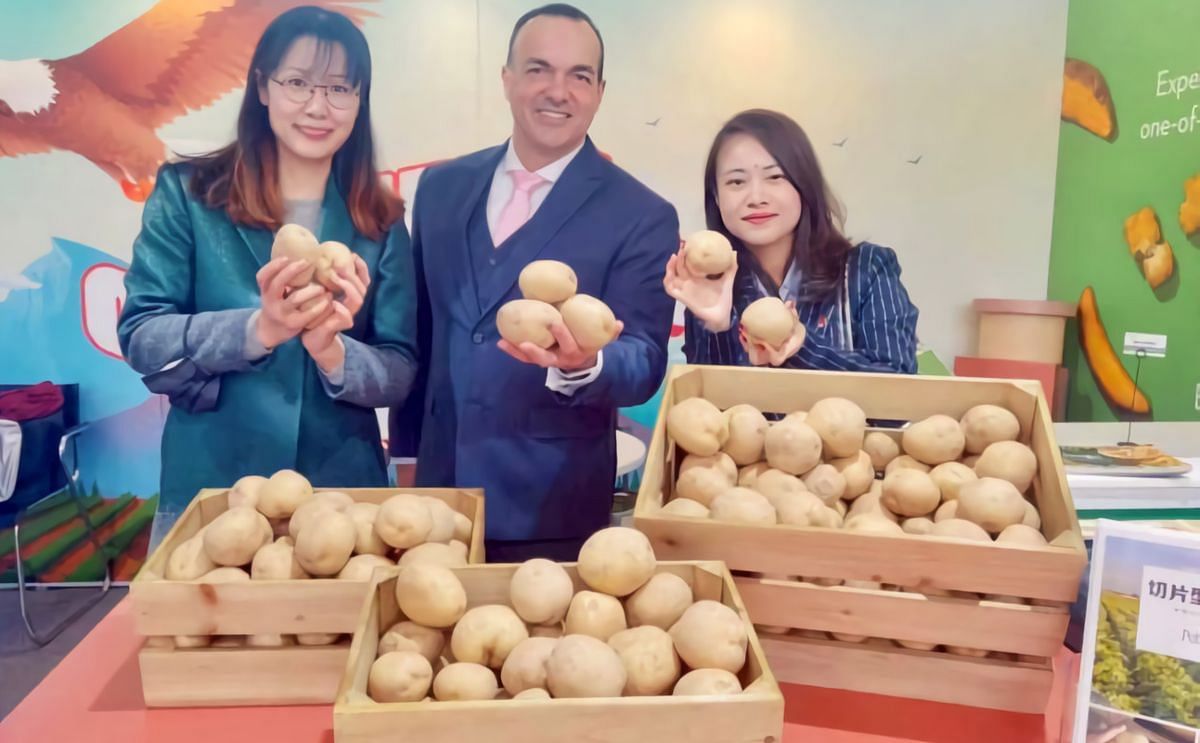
[906,155,923,165]
[832,137,847,148]
[0,0,375,202]
[645,117,661,127]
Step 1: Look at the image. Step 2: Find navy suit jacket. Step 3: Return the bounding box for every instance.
[389,138,679,541]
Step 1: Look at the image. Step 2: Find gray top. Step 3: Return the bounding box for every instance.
[284,199,323,235]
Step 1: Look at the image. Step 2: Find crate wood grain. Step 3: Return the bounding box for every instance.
[333,562,784,743]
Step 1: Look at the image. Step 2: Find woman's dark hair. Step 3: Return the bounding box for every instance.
[703,109,852,300]
[187,6,399,240]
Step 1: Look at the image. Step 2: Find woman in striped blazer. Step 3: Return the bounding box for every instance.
[663,109,919,372]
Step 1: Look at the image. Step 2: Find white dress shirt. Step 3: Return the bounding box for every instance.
[488,140,602,396]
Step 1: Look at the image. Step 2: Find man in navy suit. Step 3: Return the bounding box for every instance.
[389,3,680,561]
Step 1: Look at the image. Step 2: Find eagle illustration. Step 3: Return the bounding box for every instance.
[0,0,374,202]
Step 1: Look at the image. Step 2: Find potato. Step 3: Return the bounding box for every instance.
[433,662,500,701]
[881,469,941,518]
[518,260,577,305]
[369,651,433,702]
[962,454,981,468]
[885,454,931,476]
[344,502,389,557]
[608,626,681,696]
[974,441,1038,493]
[314,240,354,290]
[676,453,736,506]
[497,299,561,349]
[450,605,529,670]
[902,517,935,536]
[288,499,340,541]
[806,398,867,458]
[1022,501,1042,529]
[396,542,465,570]
[453,512,474,544]
[741,297,794,347]
[996,524,1048,546]
[803,464,846,505]
[764,420,823,475]
[946,646,989,658]
[376,494,433,549]
[395,564,468,628]
[210,636,246,648]
[956,477,1026,533]
[271,223,322,287]
[751,468,807,503]
[296,632,341,646]
[565,591,627,641]
[513,687,551,700]
[380,621,445,663]
[174,635,212,649]
[529,624,565,639]
[545,634,627,698]
[257,469,314,519]
[863,432,900,472]
[560,294,619,351]
[203,506,271,567]
[200,566,251,583]
[667,398,728,457]
[846,489,899,523]
[709,488,777,525]
[832,499,848,518]
[773,491,835,527]
[421,497,458,544]
[510,559,574,625]
[843,515,905,536]
[246,634,293,648]
[929,462,977,502]
[669,600,747,674]
[673,668,743,696]
[659,498,711,519]
[683,230,735,275]
[228,475,267,510]
[625,572,694,630]
[337,554,395,581]
[166,535,217,580]
[500,637,557,695]
[737,462,772,488]
[294,510,356,576]
[934,500,959,522]
[251,536,309,579]
[901,415,965,466]
[721,405,769,465]
[929,519,993,543]
[577,527,656,597]
[831,450,875,499]
[960,404,1020,454]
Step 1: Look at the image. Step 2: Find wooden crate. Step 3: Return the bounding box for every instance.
[132,487,484,707]
[632,365,1088,713]
[333,562,784,743]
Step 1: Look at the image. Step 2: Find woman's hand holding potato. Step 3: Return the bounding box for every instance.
[662,243,738,332]
[738,300,806,367]
[301,255,372,374]
[255,257,334,350]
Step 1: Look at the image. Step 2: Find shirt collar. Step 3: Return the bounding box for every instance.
[502,139,585,184]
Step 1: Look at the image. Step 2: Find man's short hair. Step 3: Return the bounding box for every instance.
[506,3,605,81]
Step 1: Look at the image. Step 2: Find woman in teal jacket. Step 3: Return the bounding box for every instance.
[118,7,416,511]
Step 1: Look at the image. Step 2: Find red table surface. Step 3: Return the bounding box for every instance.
[0,599,1079,742]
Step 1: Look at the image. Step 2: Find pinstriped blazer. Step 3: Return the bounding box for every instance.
[683,242,918,373]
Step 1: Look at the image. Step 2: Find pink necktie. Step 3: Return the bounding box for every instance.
[493,169,546,247]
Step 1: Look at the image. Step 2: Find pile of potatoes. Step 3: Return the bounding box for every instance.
[149,470,474,650]
[664,396,1080,550]
[367,527,753,703]
[496,260,620,353]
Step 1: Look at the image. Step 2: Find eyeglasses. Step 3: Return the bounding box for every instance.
[270,77,359,110]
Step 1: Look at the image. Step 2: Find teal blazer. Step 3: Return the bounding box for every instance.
[118,163,417,509]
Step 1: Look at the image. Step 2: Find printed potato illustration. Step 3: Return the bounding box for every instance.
[1077,286,1150,414]
[1123,207,1174,289]
[1179,173,1200,237]
[1061,59,1117,142]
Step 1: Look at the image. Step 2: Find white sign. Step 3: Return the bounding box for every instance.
[1137,565,1200,663]
[1122,332,1168,358]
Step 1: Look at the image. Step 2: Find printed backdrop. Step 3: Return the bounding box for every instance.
[0,0,1069,581]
